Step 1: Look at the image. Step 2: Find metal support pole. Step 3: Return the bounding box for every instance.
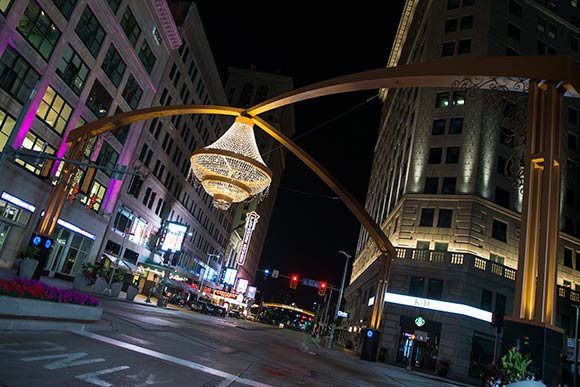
[574,305,579,387]
[328,250,351,349]
[322,287,333,334]
[196,253,220,302]
[492,326,502,364]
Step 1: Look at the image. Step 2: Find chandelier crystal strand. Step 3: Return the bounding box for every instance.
[189,116,272,210]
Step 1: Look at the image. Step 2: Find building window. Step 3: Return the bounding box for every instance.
[435,242,448,251]
[427,279,444,299]
[432,119,446,135]
[120,7,141,48]
[452,92,465,106]
[0,0,12,15]
[445,146,460,164]
[82,180,106,213]
[101,44,125,87]
[0,108,16,151]
[409,276,425,297]
[442,42,455,57]
[576,251,580,271]
[569,36,579,52]
[417,241,430,250]
[481,289,493,311]
[497,155,511,176]
[0,46,40,104]
[492,219,508,242]
[495,294,506,315]
[568,160,576,180]
[495,186,511,208]
[425,177,439,194]
[569,107,578,125]
[75,7,106,58]
[537,17,546,33]
[56,45,89,96]
[86,79,112,118]
[460,15,473,30]
[122,74,143,110]
[490,253,505,265]
[428,147,442,164]
[445,19,457,33]
[95,142,118,178]
[547,24,557,39]
[36,86,72,135]
[566,188,575,207]
[507,23,521,41]
[565,248,573,268]
[139,41,156,74]
[569,133,577,151]
[442,177,456,194]
[572,0,579,8]
[107,0,121,13]
[437,209,453,228]
[457,39,471,54]
[53,0,76,19]
[17,1,61,61]
[509,0,522,17]
[419,208,435,227]
[15,131,55,175]
[436,92,450,108]
[449,118,463,134]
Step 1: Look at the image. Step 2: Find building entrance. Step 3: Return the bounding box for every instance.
[396,316,441,371]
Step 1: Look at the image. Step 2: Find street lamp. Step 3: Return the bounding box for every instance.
[196,253,221,302]
[327,250,351,349]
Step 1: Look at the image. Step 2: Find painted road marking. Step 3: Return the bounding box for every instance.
[0,341,65,354]
[21,352,106,369]
[75,366,131,387]
[74,330,274,387]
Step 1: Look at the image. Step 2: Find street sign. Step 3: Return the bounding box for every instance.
[301,278,320,288]
[272,270,279,278]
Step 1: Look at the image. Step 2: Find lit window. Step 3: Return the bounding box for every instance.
[80,180,107,213]
[15,131,55,176]
[0,0,12,15]
[435,92,450,108]
[17,2,61,60]
[452,92,465,106]
[36,86,72,135]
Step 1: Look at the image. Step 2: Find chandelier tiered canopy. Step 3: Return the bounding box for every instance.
[189,116,272,210]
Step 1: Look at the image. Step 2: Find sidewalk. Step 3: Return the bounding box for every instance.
[310,337,480,387]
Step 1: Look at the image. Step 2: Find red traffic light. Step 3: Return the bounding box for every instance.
[321,282,326,288]
[290,275,298,289]
[318,282,327,296]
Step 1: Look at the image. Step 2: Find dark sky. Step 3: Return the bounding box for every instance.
[194,2,406,308]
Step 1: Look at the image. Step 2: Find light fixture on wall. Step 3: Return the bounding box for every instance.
[189,116,272,210]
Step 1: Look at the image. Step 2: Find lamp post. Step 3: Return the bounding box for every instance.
[196,253,220,302]
[327,250,351,349]
[574,304,580,387]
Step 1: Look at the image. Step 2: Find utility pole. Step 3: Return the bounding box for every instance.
[196,253,220,302]
[328,250,351,349]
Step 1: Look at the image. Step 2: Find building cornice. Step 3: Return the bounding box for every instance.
[153,0,183,50]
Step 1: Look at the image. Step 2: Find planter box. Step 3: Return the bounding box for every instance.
[0,295,103,321]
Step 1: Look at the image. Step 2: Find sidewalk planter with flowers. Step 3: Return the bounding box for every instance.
[485,348,546,387]
[0,279,102,321]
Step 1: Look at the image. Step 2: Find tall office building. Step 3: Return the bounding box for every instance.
[344,0,580,382]
[221,67,295,289]
[0,1,230,286]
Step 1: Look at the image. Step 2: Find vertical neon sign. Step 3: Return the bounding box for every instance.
[236,211,259,266]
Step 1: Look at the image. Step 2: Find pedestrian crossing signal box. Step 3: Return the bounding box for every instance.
[360,328,381,362]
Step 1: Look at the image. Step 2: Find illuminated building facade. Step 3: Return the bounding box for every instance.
[344,0,580,382]
[0,1,230,283]
[221,67,295,289]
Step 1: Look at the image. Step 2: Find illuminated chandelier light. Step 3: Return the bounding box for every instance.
[189,116,272,210]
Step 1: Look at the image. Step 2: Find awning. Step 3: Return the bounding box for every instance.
[102,253,143,274]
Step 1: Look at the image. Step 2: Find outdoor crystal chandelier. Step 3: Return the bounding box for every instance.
[189,116,272,210]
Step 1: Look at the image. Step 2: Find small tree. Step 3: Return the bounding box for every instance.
[21,246,40,259]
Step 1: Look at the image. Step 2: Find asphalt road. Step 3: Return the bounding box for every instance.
[0,299,473,387]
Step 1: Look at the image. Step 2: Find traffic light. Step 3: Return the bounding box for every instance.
[87,194,98,211]
[491,312,504,329]
[318,282,327,296]
[290,274,299,289]
[68,185,79,202]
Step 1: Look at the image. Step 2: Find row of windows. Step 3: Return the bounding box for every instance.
[418,208,509,242]
[409,276,444,300]
[481,289,506,314]
[442,39,472,57]
[432,118,463,135]
[563,248,580,270]
[428,146,460,164]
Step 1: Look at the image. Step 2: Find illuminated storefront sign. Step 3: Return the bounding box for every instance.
[384,292,492,322]
[236,278,249,294]
[222,267,237,286]
[237,211,259,266]
[1,192,36,212]
[160,222,188,252]
[246,286,256,299]
[214,290,238,299]
[40,211,96,240]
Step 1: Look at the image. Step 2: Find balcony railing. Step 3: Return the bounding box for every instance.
[558,285,580,303]
[395,248,516,282]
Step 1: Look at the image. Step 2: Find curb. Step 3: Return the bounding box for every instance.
[0,318,113,332]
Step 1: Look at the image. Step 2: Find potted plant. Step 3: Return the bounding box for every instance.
[108,269,125,298]
[485,348,546,387]
[17,246,40,279]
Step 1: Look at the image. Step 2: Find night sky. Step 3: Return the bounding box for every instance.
[195,2,406,308]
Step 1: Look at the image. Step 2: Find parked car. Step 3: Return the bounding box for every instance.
[228,309,241,319]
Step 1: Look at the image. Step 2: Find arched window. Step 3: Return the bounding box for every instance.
[239,82,254,107]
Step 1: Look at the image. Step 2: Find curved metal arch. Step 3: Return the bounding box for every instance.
[67,105,245,143]
[246,55,580,116]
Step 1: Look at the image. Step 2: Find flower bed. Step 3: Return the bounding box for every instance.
[0,279,99,306]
